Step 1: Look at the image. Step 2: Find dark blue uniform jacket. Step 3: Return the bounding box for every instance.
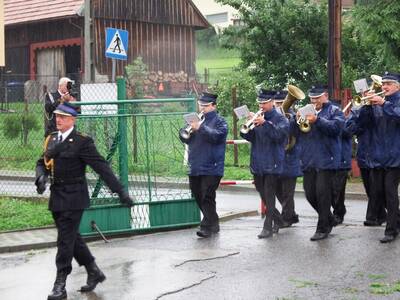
[180,111,228,176]
[240,108,289,175]
[296,101,345,171]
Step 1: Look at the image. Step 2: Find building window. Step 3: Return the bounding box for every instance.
[206,12,228,24]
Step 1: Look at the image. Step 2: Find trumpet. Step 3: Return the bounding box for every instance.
[179,112,205,139]
[297,117,311,133]
[240,109,264,134]
[352,91,385,108]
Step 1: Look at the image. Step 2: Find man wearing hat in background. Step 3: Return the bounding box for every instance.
[295,85,344,241]
[241,89,289,239]
[44,77,77,137]
[179,92,228,238]
[367,72,400,243]
[274,90,301,227]
[35,102,134,299]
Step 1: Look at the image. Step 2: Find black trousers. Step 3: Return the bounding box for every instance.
[52,210,94,274]
[253,174,284,230]
[189,175,222,230]
[331,170,348,218]
[369,168,400,236]
[276,176,297,221]
[362,168,387,222]
[303,169,335,233]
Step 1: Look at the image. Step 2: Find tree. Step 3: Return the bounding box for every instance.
[351,0,400,72]
[217,0,329,90]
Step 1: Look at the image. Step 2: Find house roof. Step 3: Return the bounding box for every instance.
[5,0,83,26]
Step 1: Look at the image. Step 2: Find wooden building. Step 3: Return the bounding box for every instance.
[4,0,208,91]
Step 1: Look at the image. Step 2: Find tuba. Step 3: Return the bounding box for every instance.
[281,85,306,149]
[240,109,264,134]
[179,112,205,140]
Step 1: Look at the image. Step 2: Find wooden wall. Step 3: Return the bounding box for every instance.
[94,19,196,76]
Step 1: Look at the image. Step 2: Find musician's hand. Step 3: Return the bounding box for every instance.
[370,95,385,106]
[190,121,201,131]
[253,115,265,127]
[61,93,75,103]
[296,111,301,121]
[247,112,255,119]
[306,114,318,124]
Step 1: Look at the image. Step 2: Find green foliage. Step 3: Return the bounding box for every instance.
[217,0,329,89]
[196,27,220,49]
[0,198,53,231]
[125,56,149,99]
[214,68,258,117]
[351,1,400,71]
[2,113,39,145]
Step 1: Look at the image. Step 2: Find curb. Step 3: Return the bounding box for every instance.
[0,210,259,254]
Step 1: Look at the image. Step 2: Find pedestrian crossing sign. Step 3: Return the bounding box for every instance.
[105,28,129,60]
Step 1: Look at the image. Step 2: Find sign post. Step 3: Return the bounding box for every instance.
[105,28,129,82]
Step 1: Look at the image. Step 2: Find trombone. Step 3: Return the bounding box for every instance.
[240,109,264,134]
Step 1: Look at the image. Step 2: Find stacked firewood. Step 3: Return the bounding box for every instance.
[144,71,188,86]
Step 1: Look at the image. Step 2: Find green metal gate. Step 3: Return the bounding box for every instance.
[77,79,200,236]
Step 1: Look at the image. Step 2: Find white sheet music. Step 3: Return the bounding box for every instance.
[234,105,250,119]
[298,104,316,118]
[183,113,200,124]
[353,78,369,94]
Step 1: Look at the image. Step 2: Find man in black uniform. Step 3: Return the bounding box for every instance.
[44,77,77,137]
[35,102,133,300]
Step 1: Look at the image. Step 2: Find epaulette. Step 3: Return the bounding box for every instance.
[50,131,58,136]
[76,131,89,138]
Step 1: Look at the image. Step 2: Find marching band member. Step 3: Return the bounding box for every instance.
[367,72,400,243]
[295,85,345,241]
[179,92,228,238]
[241,89,289,239]
[274,91,301,226]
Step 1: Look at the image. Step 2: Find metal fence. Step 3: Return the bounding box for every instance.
[0,78,202,235]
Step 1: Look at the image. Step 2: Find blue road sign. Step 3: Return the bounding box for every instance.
[105,28,129,60]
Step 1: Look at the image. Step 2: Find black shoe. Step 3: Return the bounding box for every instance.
[48,271,68,300]
[257,228,273,239]
[196,229,212,238]
[80,261,106,292]
[364,220,381,227]
[290,214,299,224]
[334,215,344,225]
[279,220,292,228]
[380,235,396,243]
[310,232,329,241]
[210,224,220,233]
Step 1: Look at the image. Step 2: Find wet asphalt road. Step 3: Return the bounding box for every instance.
[1,190,399,300]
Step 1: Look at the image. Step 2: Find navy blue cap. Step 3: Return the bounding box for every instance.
[273,90,288,102]
[308,84,328,98]
[54,102,78,117]
[198,92,217,105]
[257,89,276,103]
[382,72,400,83]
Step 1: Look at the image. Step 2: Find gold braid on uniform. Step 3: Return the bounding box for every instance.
[43,135,55,179]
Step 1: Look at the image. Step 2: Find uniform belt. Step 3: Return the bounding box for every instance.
[52,177,85,185]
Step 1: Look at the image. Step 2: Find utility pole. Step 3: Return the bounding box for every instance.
[0,0,4,67]
[84,0,94,83]
[327,0,342,102]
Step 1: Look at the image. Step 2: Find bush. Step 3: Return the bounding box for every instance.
[214,68,258,117]
[2,113,39,144]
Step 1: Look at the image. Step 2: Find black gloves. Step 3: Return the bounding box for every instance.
[35,175,47,194]
[118,190,134,207]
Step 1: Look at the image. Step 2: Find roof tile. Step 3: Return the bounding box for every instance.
[5,0,84,26]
